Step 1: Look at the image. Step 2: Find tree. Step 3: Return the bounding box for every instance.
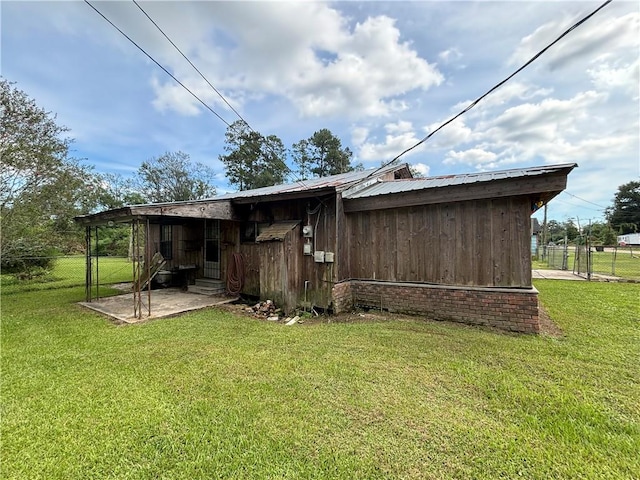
[135,151,216,203]
[94,172,145,210]
[585,222,617,245]
[545,219,579,243]
[292,128,354,179]
[0,79,97,268]
[219,120,288,190]
[606,181,640,234]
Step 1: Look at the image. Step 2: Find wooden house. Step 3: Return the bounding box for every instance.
[76,162,576,333]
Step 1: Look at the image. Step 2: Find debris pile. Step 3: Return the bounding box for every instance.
[244,299,301,325]
[245,299,279,320]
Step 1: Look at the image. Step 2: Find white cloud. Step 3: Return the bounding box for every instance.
[509,11,639,71]
[450,82,554,118]
[588,59,640,98]
[438,87,637,172]
[351,126,369,147]
[444,148,497,167]
[145,3,443,119]
[423,118,474,149]
[483,90,607,138]
[150,76,201,116]
[385,120,414,135]
[438,47,462,64]
[355,121,426,163]
[410,162,430,177]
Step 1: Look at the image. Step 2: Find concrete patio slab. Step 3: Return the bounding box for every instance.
[532,269,585,280]
[78,288,238,323]
[532,269,621,282]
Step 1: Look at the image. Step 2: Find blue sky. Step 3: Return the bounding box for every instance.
[2,1,638,224]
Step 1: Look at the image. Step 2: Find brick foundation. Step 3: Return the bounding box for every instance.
[332,280,540,334]
[331,281,353,313]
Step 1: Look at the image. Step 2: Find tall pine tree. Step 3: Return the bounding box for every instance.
[292,129,355,179]
[219,120,288,190]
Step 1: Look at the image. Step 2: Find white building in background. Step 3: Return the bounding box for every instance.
[617,233,640,246]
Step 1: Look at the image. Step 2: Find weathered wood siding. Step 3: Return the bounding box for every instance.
[236,197,337,310]
[344,197,532,287]
[239,242,260,297]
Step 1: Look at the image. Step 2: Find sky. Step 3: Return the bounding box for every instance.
[2,0,638,224]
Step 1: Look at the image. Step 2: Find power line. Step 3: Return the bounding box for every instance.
[128,0,306,186]
[368,0,613,178]
[131,0,247,126]
[552,197,605,212]
[84,0,232,128]
[563,191,608,210]
[86,0,304,187]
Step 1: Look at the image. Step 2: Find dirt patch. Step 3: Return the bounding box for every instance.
[537,304,564,337]
[220,300,564,336]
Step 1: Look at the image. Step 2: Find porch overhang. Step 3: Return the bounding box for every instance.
[75,199,237,226]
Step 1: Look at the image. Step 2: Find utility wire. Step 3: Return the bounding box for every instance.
[131,0,247,127]
[368,0,613,178]
[563,191,608,210]
[84,0,232,128]
[128,0,306,186]
[553,197,604,212]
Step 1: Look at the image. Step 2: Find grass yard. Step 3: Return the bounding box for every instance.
[1,281,639,479]
[540,247,640,280]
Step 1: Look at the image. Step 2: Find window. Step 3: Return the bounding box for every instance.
[160,225,173,260]
[240,221,269,243]
[241,222,258,243]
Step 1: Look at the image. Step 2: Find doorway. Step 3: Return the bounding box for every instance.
[204,219,220,279]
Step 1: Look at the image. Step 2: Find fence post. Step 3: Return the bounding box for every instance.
[95,226,100,300]
[586,235,591,281]
[85,226,92,302]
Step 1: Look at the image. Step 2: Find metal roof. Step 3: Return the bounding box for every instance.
[342,163,577,199]
[119,163,407,209]
[75,164,409,225]
[214,163,406,201]
[255,221,300,242]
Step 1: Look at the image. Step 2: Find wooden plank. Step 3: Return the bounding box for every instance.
[465,202,477,285]
[419,205,431,282]
[440,203,455,284]
[395,208,409,281]
[135,201,236,220]
[335,194,346,281]
[512,198,532,287]
[455,202,470,285]
[239,244,260,296]
[490,198,509,286]
[475,200,492,286]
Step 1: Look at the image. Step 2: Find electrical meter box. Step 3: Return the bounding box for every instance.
[303,243,312,255]
[324,252,335,263]
[314,251,325,263]
[302,225,313,238]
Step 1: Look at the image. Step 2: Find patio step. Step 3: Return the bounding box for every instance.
[189,279,226,296]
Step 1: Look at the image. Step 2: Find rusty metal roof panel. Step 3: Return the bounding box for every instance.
[255,221,300,242]
[207,164,401,201]
[343,163,577,199]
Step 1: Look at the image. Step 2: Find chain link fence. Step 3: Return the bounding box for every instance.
[544,244,639,281]
[1,255,132,294]
[544,244,569,270]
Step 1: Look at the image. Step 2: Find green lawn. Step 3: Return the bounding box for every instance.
[0,256,132,294]
[542,247,640,280]
[1,281,639,479]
